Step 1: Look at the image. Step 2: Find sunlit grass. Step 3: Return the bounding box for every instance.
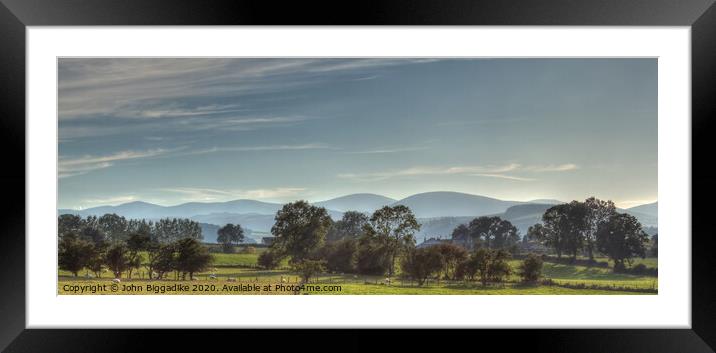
[59,250,657,294]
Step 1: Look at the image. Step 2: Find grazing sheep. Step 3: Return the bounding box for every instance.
[227,277,237,282]
[112,278,121,283]
[209,274,217,280]
[191,277,199,281]
[384,278,391,285]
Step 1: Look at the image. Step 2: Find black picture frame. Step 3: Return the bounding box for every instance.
[1,1,715,352]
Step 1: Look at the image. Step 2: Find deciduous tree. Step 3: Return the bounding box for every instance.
[364,205,420,276]
[518,253,544,283]
[105,242,131,279]
[217,223,245,252]
[584,197,617,261]
[326,211,368,242]
[401,247,443,285]
[596,213,649,272]
[271,201,333,263]
[58,233,94,277]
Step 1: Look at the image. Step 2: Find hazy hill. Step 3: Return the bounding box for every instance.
[59,199,283,219]
[627,202,658,217]
[413,201,658,240]
[191,213,277,233]
[58,194,658,238]
[58,201,168,219]
[165,199,282,218]
[392,191,521,218]
[314,193,395,213]
[198,222,258,244]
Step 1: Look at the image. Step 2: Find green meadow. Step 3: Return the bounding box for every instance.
[58,248,657,295]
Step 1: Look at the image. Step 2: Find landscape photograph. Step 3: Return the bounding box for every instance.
[57,58,658,295]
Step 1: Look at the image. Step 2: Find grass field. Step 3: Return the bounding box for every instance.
[58,250,658,295]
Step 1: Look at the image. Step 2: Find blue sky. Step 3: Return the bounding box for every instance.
[58,58,657,209]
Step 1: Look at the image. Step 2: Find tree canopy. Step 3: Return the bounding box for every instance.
[270,201,332,264]
[364,205,420,276]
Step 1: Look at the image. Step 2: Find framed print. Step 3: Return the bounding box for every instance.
[2,0,715,352]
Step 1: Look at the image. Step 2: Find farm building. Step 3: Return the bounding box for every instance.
[416,237,451,249]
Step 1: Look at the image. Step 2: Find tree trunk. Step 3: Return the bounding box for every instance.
[389,253,396,277]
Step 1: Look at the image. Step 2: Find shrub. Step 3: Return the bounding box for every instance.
[631,263,647,273]
[433,243,468,280]
[321,238,358,273]
[488,249,512,283]
[622,263,657,276]
[174,238,213,280]
[104,242,131,279]
[293,260,326,283]
[355,238,391,275]
[400,247,443,285]
[257,250,282,269]
[518,253,544,283]
[455,254,481,281]
[58,233,94,277]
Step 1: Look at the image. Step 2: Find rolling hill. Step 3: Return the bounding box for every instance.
[314,193,395,213]
[392,191,521,218]
[627,202,658,217]
[58,194,658,240]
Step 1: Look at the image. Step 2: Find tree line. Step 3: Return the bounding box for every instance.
[58,195,651,283]
[257,201,421,277]
[58,214,212,280]
[525,197,650,271]
[254,201,542,285]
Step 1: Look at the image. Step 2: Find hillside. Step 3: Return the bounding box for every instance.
[392,191,521,218]
[627,202,658,217]
[58,193,658,239]
[314,193,394,213]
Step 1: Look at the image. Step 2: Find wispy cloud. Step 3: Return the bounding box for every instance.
[472,173,536,181]
[189,143,334,155]
[59,143,333,178]
[58,58,438,122]
[338,163,577,182]
[345,146,428,154]
[58,149,171,178]
[435,117,531,127]
[119,103,245,120]
[80,195,139,207]
[161,187,307,202]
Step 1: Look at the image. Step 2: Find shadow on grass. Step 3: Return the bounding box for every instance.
[542,263,643,281]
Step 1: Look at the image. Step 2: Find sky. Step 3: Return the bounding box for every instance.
[58,58,657,210]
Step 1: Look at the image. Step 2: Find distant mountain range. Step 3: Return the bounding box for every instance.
[626,201,658,218]
[58,192,657,243]
[314,193,395,213]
